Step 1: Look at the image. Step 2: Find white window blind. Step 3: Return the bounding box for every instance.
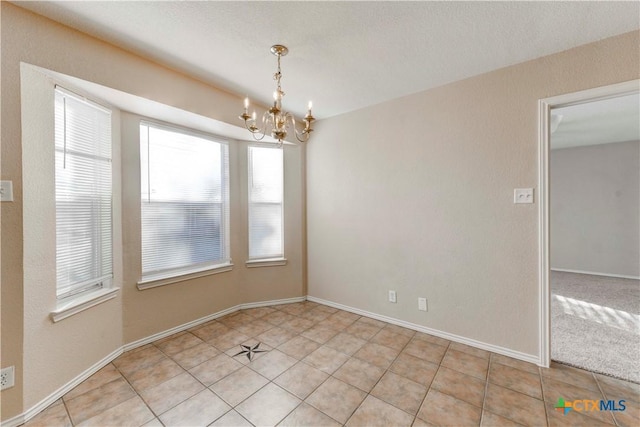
[140,122,230,279]
[54,87,113,299]
[248,145,284,259]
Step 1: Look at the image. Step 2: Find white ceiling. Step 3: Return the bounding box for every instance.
[14,1,640,119]
[551,92,640,150]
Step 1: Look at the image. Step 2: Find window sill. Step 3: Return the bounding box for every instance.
[137,262,234,290]
[245,258,288,268]
[51,287,120,323]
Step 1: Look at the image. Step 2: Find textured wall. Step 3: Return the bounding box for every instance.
[551,141,640,278]
[306,31,640,358]
[1,3,304,419]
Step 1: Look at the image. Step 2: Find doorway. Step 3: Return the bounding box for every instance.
[538,80,640,382]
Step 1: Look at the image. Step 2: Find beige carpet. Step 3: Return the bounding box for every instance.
[551,271,640,383]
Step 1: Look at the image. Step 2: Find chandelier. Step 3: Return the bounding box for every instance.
[240,45,315,145]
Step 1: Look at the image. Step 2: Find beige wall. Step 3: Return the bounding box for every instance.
[306,31,640,357]
[1,3,303,420]
[551,141,640,278]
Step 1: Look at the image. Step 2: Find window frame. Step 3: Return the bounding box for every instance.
[137,120,233,289]
[54,86,114,301]
[246,143,286,265]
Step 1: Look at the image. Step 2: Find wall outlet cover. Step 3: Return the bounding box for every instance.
[388,290,397,303]
[1,366,15,390]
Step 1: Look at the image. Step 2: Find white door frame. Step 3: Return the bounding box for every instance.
[537,79,639,367]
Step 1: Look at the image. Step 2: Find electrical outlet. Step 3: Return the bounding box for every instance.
[388,290,397,303]
[418,297,428,312]
[0,181,14,202]
[1,366,15,390]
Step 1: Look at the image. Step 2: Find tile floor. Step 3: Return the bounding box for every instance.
[24,301,639,426]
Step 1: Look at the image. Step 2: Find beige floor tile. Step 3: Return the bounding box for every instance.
[263,310,297,326]
[353,342,400,369]
[64,363,122,400]
[357,316,386,328]
[235,383,301,426]
[207,330,251,351]
[481,410,525,426]
[274,361,329,399]
[278,303,308,316]
[413,331,450,347]
[540,362,600,392]
[278,335,322,359]
[138,372,204,416]
[210,365,269,406]
[170,342,220,370]
[242,306,276,319]
[305,377,367,424]
[154,332,203,356]
[417,389,482,426]
[345,320,384,340]
[77,395,154,427]
[279,402,341,427]
[489,361,542,399]
[189,353,243,386]
[300,306,333,323]
[596,373,640,403]
[218,312,255,329]
[545,400,615,426]
[325,332,367,355]
[190,321,231,342]
[234,319,275,337]
[158,389,231,427]
[412,417,436,427]
[303,345,350,374]
[248,349,298,379]
[491,353,539,375]
[389,352,439,387]
[141,418,164,427]
[65,377,137,425]
[402,338,448,365]
[370,371,427,415]
[123,357,184,392]
[301,324,340,344]
[370,328,413,351]
[333,357,386,392]
[209,410,253,427]
[313,304,339,314]
[612,405,640,427]
[24,400,71,427]
[382,323,416,337]
[257,326,297,348]
[431,366,485,408]
[483,383,547,426]
[441,348,489,380]
[112,346,167,377]
[279,316,316,334]
[449,342,491,360]
[346,395,414,427]
[325,311,360,329]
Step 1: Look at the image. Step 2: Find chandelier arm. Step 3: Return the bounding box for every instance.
[285,112,311,143]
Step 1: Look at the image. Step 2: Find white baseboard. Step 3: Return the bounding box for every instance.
[1,347,124,427]
[551,268,640,281]
[5,296,305,426]
[306,296,540,366]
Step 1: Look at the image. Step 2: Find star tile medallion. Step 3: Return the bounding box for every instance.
[233,342,268,361]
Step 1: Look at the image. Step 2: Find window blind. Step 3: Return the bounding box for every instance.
[54,87,113,299]
[140,122,230,279]
[248,145,284,259]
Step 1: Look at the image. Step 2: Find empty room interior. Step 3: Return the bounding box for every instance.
[1,2,639,427]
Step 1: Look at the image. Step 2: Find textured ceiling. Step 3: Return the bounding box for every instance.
[551,93,640,150]
[14,1,640,119]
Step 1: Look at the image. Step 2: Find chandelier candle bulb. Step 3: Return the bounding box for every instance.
[244,97,249,110]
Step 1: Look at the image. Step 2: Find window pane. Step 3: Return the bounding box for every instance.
[248,146,283,259]
[140,123,229,278]
[54,88,112,298]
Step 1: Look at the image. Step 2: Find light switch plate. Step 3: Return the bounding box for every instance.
[514,188,533,204]
[0,181,13,202]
